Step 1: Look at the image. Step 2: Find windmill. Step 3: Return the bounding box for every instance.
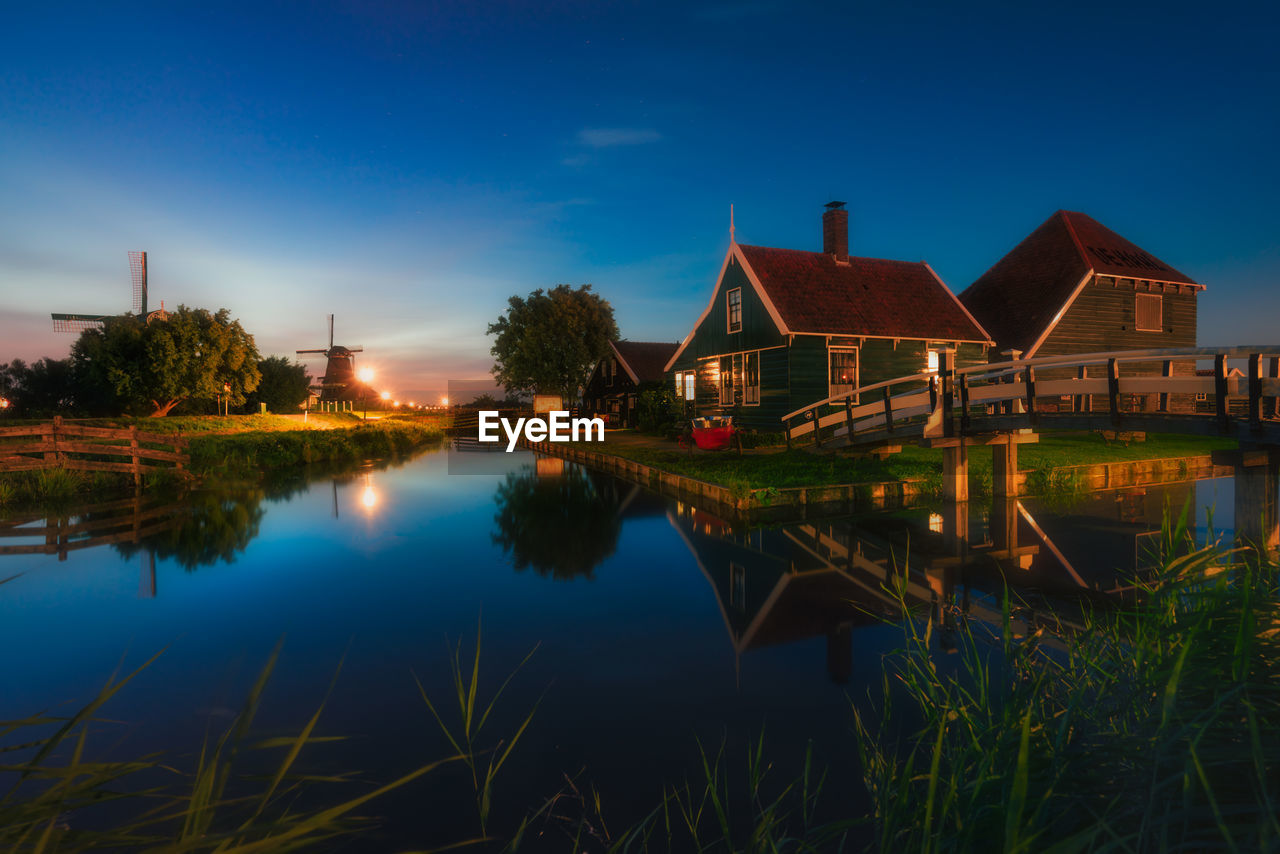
[52,251,169,332]
[296,314,365,402]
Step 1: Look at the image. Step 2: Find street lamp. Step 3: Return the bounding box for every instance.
[357,368,374,420]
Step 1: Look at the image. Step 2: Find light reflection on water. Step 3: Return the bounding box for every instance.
[0,448,1243,847]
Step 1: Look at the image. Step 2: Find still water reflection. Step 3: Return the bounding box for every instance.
[0,447,1236,848]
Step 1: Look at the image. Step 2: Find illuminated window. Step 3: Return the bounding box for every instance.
[1135,293,1162,332]
[927,350,939,373]
[829,348,858,399]
[726,288,742,333]
[719,355,735,405]
[743,351,760,405]
[684,372,695,401]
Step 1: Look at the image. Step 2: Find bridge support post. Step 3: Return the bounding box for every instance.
[1214,448,1280,556]
[993,437,1019,500]
[942,442,968,502]
[941,500,968,555]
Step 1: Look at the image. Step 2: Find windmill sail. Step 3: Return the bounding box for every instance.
[52,250,153,333]
[129,251,147,316]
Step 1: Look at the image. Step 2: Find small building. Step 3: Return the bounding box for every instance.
[583,340,680,427]
[663,203,993,431]
[959,211,1205,412]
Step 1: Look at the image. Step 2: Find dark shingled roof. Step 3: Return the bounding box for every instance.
[737,244,990,342]
[612,340,679,384]
[959,211,1202,355]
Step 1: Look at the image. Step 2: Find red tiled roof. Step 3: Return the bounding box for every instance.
[959,211,1202,355]
[736,245,990,342]
[612,340,679,384]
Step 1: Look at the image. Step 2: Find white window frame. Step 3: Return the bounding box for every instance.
[719,355,735,406]
[726,288,742,333]
[743,351,760,405]
[828,347,859,401]
[683,372,695,401]
[926,349,940,374]
[1135,293,1163,332]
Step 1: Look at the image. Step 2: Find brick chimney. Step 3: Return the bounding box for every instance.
[823,201,848,261]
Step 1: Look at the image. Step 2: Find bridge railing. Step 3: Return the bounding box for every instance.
[783,346,1280,445]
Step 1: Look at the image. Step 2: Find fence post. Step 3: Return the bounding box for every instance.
[1108,358,1122,426]
[941,350,954,438]
[1249,352,1263,430]
[882,388,894,434]
[1159,360,1173,413]
[47,416,62,467]
[1024,365,1037,425]
[1214,353,1229,430]
[130,425,141,490]
[1074,364,1088,413]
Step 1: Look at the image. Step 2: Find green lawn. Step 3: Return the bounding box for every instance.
[563,431,1237,492]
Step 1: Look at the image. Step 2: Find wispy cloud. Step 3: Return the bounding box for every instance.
[577,127,662,148]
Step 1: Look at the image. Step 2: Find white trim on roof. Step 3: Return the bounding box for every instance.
[1024,269,1095,359]
[921,262,995,346]
[608,340,641,385]
[663,242,791,373]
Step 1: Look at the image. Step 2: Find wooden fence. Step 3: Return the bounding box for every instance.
[0,416,190,481]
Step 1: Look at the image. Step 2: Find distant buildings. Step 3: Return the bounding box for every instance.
[583,340,679,427]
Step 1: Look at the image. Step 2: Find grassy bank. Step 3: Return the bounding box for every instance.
[186,419,445,478]
[558,431,1237,496]
[0,415,446,511]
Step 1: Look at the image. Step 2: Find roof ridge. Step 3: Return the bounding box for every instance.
[1057,210,1094,270]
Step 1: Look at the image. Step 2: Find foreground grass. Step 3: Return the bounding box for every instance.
[853,521,1280,852]
[560,432,1236,495]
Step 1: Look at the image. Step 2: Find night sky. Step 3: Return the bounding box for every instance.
[2,1,1277,399]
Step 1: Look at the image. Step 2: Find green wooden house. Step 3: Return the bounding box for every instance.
[664,203,993,430]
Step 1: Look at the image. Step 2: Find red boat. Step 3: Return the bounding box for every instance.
[685,416,735,451]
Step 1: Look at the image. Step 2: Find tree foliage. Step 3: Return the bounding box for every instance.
[245,356,311,413]
[71,306,262,417]
[0,358,77,417]
[487,284,618,401]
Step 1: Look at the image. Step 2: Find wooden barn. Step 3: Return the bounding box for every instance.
[960,211,1205,412]
[663,203,993,431]
[583,340,680,427]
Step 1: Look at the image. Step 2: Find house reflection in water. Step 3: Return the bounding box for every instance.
[667,479,1209,682]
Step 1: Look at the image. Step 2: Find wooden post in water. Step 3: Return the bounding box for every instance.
[1214,448,1280,556]
[992,435,1019,500]
[942,441,968,502]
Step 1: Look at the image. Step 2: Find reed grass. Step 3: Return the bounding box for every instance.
[0,642,462,852]
[416,619,542,839]
[852,504,1280,852]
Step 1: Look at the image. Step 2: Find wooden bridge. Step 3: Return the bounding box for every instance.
[782,346,1280,550]
[0,416,190,485]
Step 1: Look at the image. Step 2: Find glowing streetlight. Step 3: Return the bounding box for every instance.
[440,396,449,407]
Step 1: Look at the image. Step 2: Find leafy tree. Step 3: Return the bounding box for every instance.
[245,356,311,413]
[487,284,618,401]
[72,306,262,417]
[0,358,78,417]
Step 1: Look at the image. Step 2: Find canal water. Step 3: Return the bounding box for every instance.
[0,447,1236,849]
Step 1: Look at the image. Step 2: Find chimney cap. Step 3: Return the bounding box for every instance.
[824,201,846,210]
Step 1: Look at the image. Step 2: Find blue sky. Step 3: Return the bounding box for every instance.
[2,1,1277,398]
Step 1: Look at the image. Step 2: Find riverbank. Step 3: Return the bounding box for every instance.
[0,414,446,510]
[524,430,1237,521]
